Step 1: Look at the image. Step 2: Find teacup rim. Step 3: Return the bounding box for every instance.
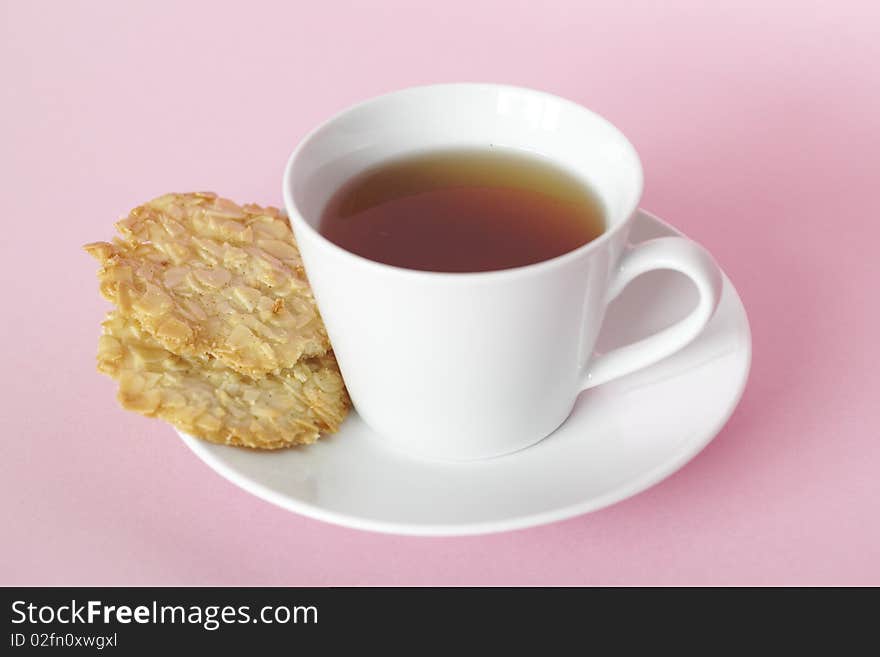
[282,82,644,281]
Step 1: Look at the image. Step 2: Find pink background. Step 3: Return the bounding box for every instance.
[3,0,879,585]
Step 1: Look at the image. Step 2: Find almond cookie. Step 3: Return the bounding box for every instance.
[97,311,349,449]
[85,193,329,377]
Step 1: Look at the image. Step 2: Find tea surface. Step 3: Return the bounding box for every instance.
[319,149,605,272]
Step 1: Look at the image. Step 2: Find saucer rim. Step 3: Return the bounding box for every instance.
[179,209,752,536]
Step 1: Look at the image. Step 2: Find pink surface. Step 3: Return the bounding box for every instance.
[2,0,879,586]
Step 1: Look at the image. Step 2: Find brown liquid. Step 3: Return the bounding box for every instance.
[319,148,605,273]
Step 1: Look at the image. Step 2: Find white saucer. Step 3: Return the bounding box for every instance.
[179,210,751,536]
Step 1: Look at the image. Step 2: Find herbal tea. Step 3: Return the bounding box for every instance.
[318,149,605,272]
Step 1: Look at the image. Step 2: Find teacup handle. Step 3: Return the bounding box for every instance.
[582,236,723,390]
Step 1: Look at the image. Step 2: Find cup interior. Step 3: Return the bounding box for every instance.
[286,84,643,237]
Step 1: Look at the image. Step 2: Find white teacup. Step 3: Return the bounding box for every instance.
[283,84,721,461]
